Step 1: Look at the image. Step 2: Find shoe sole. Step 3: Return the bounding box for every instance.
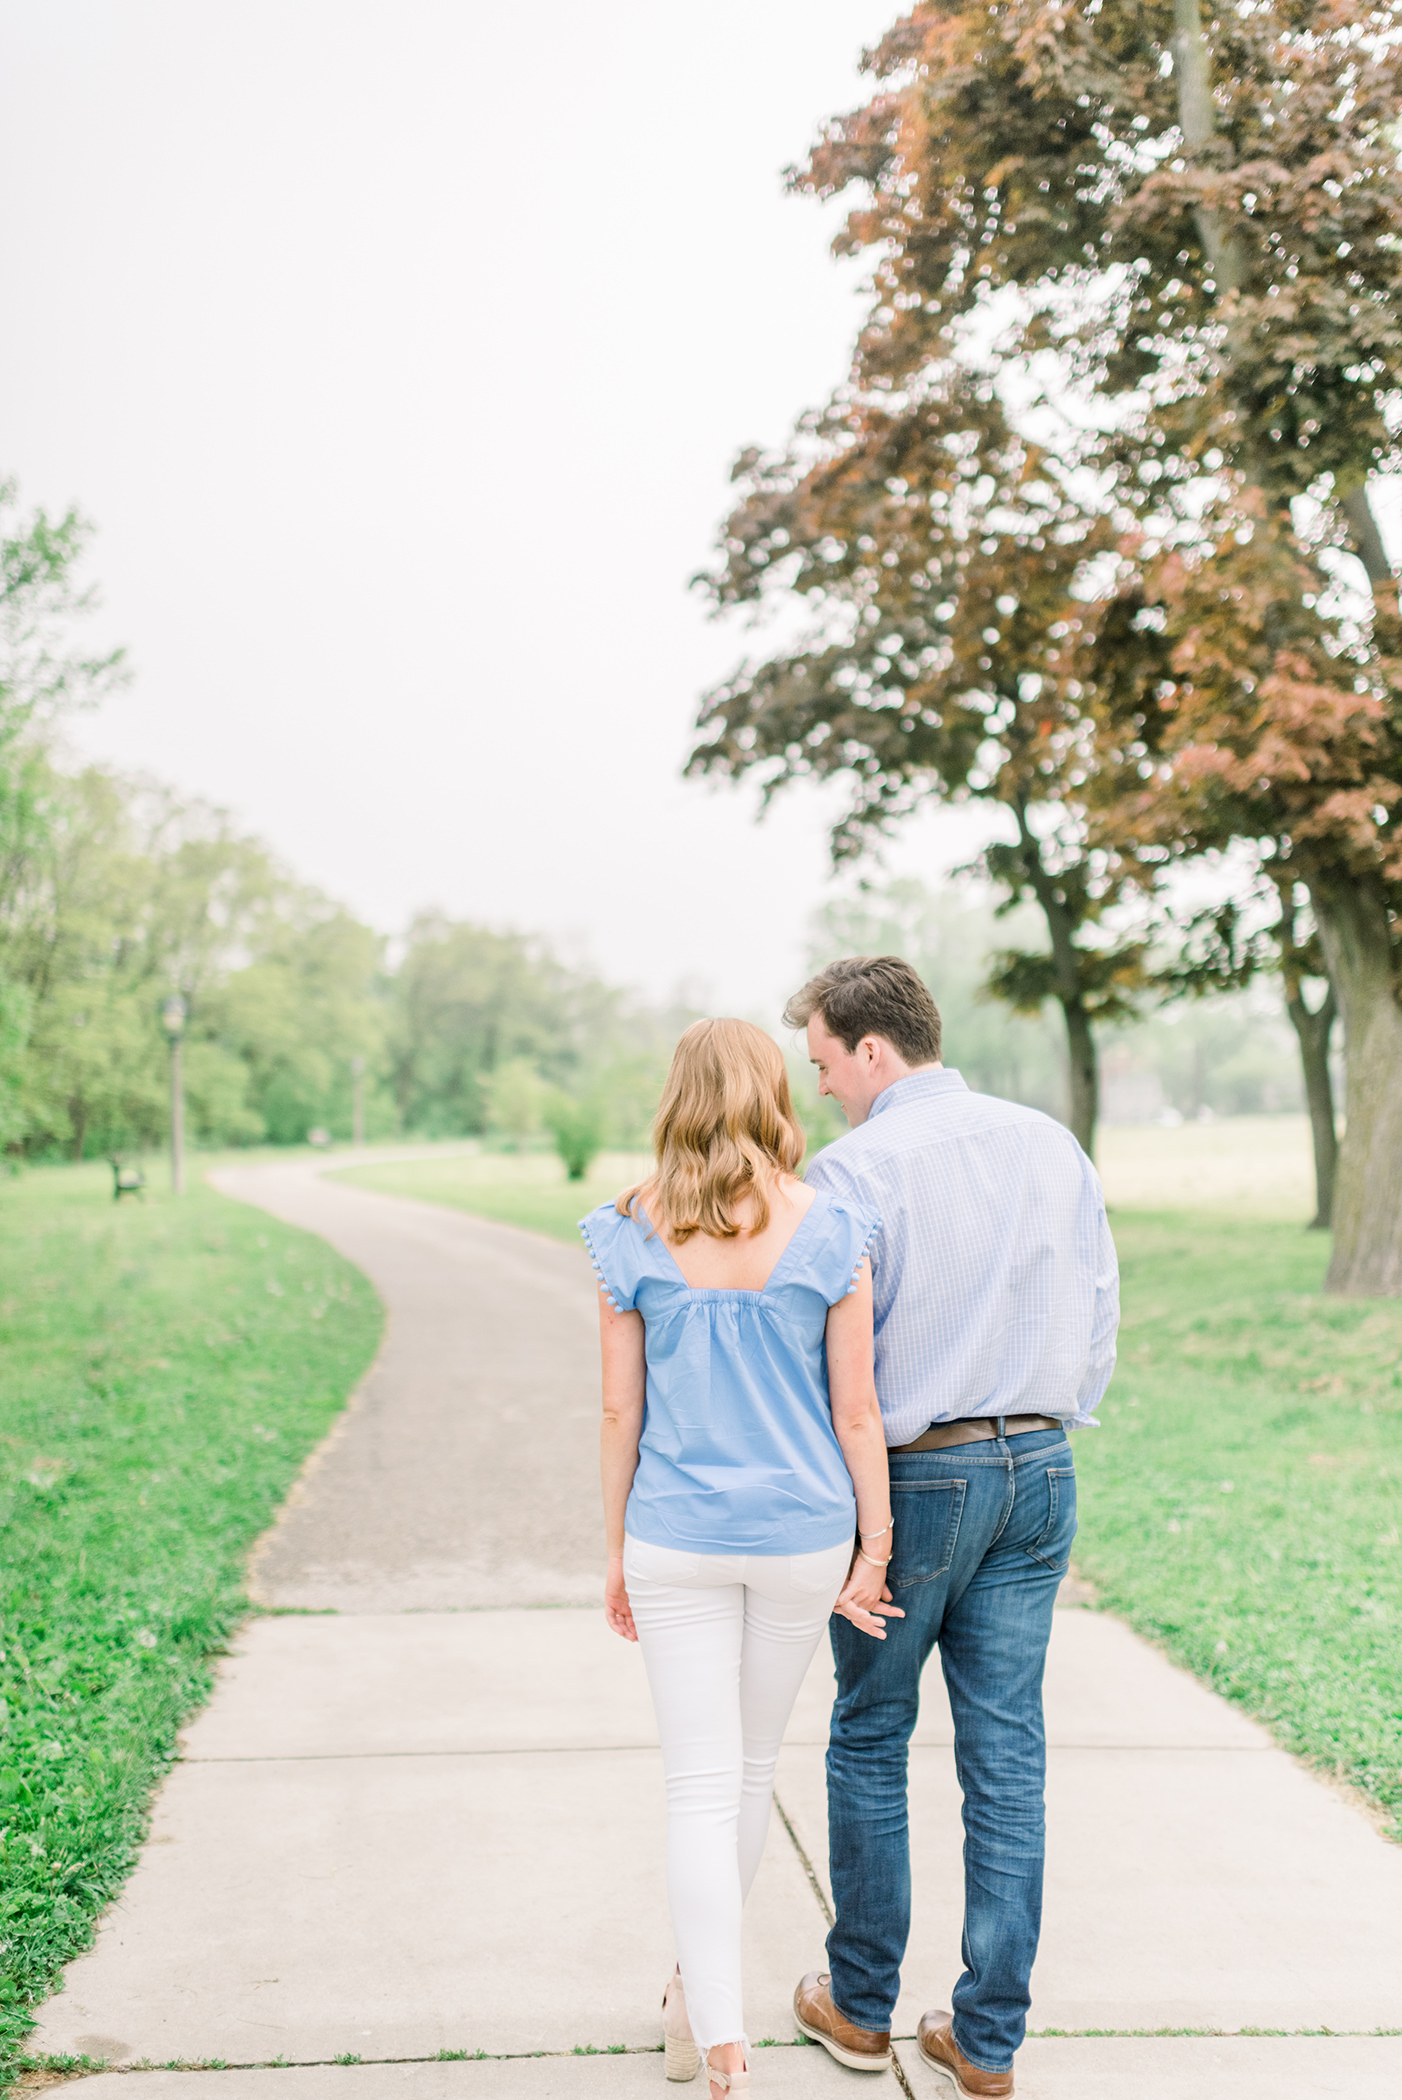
[794,2012,892,2073]
[918,2055,962,2096]
[665,2032,701,2082]
[918,2041,1009,2098]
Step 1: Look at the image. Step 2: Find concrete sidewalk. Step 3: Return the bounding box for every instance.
[29,1160,1402,2098]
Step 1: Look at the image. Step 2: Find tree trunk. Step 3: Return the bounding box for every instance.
[1284,983,1338,1230]
[1338,484,1394,589]
[1171,2,1243,287]
[1012,803,1101,1158]
[1058,992,1099,1160]
[1174,2,1400,1281]
[1310,875,1402,1294]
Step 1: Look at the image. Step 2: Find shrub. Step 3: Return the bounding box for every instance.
[544,1093,602,1181]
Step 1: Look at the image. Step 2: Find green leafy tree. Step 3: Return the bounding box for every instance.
[0,975,32,1151]
[387,917,682,1144]
[209,905,385,1144]
[483,1057,547,1148]
[0,482,125,741]
[389,916,583,1136]
[6,767,387,1157]
[7,769,164,1157]
[1,484,127,1154]
[693,308,1155,1155]
[697,0,1402,1287]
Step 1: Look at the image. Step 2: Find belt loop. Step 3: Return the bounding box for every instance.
[995,1415,1007,1442]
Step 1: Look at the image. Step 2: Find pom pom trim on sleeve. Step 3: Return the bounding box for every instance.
[578,1214,624,1312]
[839,1210,882,1297]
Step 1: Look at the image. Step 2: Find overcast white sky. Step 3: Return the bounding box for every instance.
[0,0,1003,1016]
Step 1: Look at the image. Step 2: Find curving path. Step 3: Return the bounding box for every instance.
[211,1156,606,1611]
[29,1156,1402,2100]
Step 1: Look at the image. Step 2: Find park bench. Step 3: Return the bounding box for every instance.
[110,1158,146,1201]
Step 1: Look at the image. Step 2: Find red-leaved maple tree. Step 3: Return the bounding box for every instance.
[693,1,1402,1293]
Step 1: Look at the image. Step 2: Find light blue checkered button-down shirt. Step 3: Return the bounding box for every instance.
[804,1069,1119,1443]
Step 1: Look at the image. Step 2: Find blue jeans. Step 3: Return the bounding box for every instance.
[825,1428,1076,2074]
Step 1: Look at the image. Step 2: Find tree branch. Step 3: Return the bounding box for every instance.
[1339,483,1395,589]
[1171,0,1244,294]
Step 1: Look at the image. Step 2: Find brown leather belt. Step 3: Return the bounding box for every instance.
[889,1413,1062,1454]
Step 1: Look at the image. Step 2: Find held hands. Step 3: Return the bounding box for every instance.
[604,1553,638,1642]
[833,1536,905,1640]
[606,1539,903,1643]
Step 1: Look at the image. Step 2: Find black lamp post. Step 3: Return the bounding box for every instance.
[160,995,187,1194]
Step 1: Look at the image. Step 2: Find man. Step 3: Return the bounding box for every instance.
[785,955,1118,2099]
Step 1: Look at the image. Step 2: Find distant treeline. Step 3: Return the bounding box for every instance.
[0,755,1312,1166]
[0,757,688,1163]
[0,482,1311,1171]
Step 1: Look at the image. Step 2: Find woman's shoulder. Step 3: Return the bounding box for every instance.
[787,1185,881,1304]
[578,1197,656,1312]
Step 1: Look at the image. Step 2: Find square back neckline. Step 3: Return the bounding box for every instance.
[633,1191,827,1299]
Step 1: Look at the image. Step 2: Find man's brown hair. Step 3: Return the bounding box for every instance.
[783,955,942,1066]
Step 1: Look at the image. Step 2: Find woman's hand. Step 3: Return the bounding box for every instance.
[604,1553,638,1642]
[826,1266,900,1641]
[833,1548,904,1640]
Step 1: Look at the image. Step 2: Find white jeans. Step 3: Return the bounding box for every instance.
[623,1534,852,2052]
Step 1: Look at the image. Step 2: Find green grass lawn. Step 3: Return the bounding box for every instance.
[1075,1210,1402,1837]
[0,1161,383,2071]
[343,1141,1402,1838]
[332,1146,652,1243]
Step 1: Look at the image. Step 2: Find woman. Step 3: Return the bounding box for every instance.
[581,1018,899,2098]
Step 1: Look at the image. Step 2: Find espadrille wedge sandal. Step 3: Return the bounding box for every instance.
[704,2058,750,2096]
[662,1967,700,2082]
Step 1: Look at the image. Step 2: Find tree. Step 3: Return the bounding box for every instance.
[0,975,32,1151]
[698,1,1402,1289]
[1106,490,1396,1268]
[1276,892,1340,1233]
[1,484,127,1147]
[693,378,1153,1155]
[209,901,385,1144]
[1140,2,1402,1290]
[4,765,388,1157]
[3,768,164,1158]
[483,1057,546,1148]
[0,482,125,751]
[389,917,588,1137]
[1155,877,1339,1227]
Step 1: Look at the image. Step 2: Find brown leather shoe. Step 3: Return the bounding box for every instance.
[916,2011,1013,2097]
[793,1971,891,2071]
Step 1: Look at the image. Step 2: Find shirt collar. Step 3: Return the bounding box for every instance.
[867,1067,968,1122]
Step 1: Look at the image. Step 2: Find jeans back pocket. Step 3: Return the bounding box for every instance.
[1024,1465,1077,1571]
[889,1477,967,1589]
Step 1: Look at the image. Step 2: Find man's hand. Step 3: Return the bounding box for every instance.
[833,1549,904,1640]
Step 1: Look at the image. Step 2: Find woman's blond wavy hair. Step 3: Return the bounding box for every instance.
[618,1018,805,1244]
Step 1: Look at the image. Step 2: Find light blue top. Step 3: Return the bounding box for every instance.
[580,1189,880,1555]
[804,1069,1119,1442]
